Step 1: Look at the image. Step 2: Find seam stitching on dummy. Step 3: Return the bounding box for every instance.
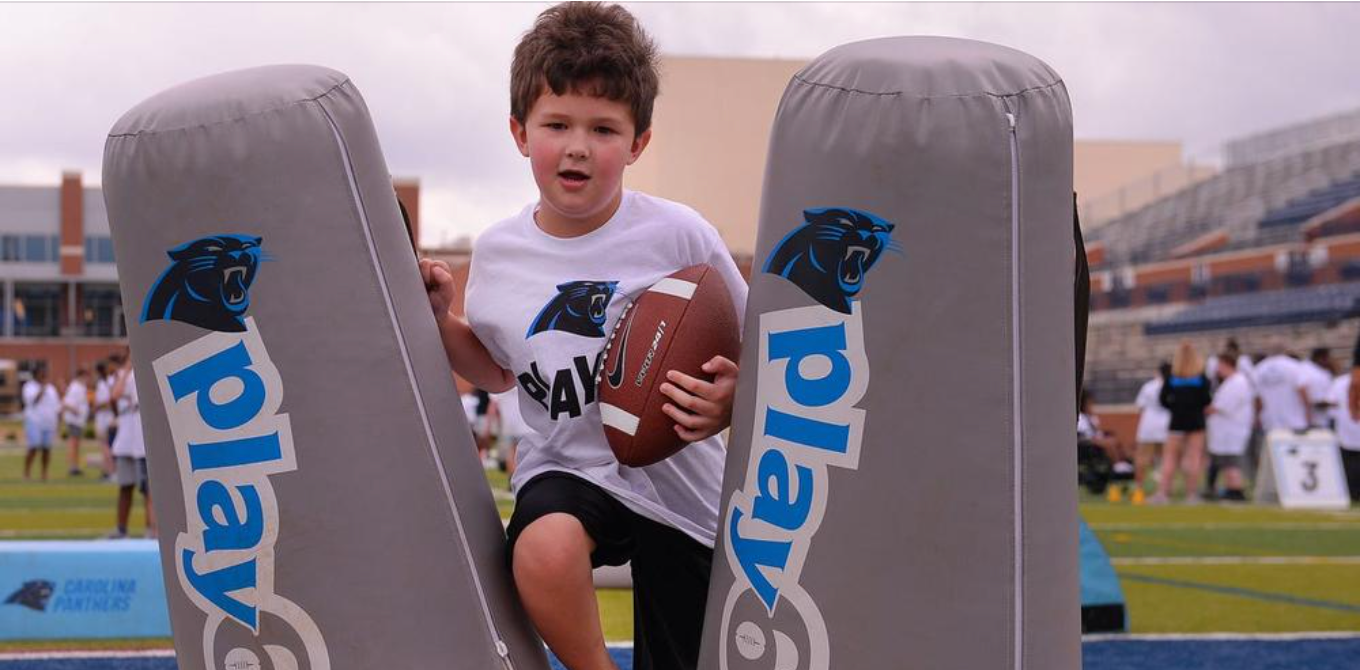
[790,74,1063,101]
[107,79,352,138]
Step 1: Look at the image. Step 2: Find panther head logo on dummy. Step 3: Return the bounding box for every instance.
[526,280,619,338]
[142,234,264,333]
[763,207,899,314]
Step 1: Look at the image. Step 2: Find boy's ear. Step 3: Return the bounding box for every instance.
[509,116,530,158]
[626,128,652,166]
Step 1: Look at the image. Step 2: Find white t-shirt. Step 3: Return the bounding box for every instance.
[1077,412,1100,441]
[1207,372,1254,456]
[22,380,60,428]
[94,377,116,437]
[460,393,479,425]
[1134,377,1171,443]
[61,380,89,426]
[110,370,144,459]
[1299,360,1335,428]
[1253,355,1309,431]
[465,190,748,547]
[1327,375,1360,451]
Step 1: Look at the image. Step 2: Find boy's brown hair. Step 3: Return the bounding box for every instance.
[510,2,660,136]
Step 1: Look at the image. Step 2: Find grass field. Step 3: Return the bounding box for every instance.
[3,425,1358,651]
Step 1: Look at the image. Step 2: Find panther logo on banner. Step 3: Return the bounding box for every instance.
[4,580,55,612]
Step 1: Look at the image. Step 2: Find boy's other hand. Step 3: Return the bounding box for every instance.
[419,258,456,323]
[659,356,739,443]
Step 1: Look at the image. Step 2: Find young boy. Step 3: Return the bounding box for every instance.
[420,4,746,669]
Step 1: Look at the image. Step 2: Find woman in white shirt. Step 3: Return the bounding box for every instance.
[1132,362,1172,505]
[1206,355,1255,501]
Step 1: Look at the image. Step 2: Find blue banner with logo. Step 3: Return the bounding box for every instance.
[0,541,170,640]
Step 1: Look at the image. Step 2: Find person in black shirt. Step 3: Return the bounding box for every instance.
[1151,340,1213,504]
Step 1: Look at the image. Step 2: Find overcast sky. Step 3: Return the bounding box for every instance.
[2,2,1357,246]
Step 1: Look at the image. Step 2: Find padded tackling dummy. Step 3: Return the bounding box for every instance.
[102,65,548,670]
[699,38,1079,669]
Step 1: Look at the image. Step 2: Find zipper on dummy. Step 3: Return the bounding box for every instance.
[317,100,517,670]
[1003,97,1024,670]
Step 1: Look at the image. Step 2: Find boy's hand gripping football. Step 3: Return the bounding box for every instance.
[659,355,740,442]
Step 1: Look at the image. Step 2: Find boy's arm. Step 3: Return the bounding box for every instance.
[420,258,515,394]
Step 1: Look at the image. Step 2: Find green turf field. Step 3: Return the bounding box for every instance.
[3,423,1358,649]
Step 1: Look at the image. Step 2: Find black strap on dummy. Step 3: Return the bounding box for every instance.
[1074,193,1090,413]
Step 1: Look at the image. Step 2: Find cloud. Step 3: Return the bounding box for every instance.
[1,3,1356,245]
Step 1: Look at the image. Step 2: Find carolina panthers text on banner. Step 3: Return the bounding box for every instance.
[720,303,870,670]
[152,317,330,670]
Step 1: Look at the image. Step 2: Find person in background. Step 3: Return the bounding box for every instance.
[108,354,154,539]
[1131,362,1172,505]
[61,368,91,477]
[92,360,118,480]
[1254,339,1312,433]
[489,388,534,489]
[1079,390,1133,501]
[21,367,60,482]
[1300,347,1336,428]
[473,387,493,466]
[1152,340,1213,505]
[1328,366,1360,503]
[1205,354,1254,502]
[461,389,483,461]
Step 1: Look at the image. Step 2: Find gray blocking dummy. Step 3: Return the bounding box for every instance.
[102,65,548,670]
[699,37,1080,670]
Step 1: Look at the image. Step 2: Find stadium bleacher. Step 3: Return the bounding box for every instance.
[1144,281,1360,335]
[1088,139,1360,266]
[1259,170,1360,228]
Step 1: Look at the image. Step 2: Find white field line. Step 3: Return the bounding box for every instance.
[0,650,176,660]
[1112,555,1360,566]
[1083,631,1360,642]
[1091,523,1360,531]
[0,508,116,515]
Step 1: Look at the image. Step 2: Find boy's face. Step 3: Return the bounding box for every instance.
[511,83,651,234]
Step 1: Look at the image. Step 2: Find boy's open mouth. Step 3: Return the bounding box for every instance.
[559,169,590,183]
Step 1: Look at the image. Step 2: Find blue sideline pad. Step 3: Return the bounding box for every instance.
[1079,518,1128,631]
[4,639,1360,670]
[0,542,170,641]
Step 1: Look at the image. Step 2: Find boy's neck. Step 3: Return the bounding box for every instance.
[533,189,624,239]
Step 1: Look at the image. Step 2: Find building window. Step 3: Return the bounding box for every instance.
[20,235,56,262]
[12,283,62,337]
[0,236,19,261]
[84,236,116,264]
[80,285,123,337]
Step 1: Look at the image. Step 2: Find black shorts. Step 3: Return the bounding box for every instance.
[505,471,713,670]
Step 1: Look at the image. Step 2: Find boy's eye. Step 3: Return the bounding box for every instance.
[545,122,567,130]
[594,126,617,135]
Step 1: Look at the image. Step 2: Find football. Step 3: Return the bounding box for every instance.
[597,264,741,467]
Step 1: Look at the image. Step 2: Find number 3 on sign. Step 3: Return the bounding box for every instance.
[1269,430,1350,510]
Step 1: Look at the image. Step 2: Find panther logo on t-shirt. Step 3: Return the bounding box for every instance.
[525,280,619,338]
